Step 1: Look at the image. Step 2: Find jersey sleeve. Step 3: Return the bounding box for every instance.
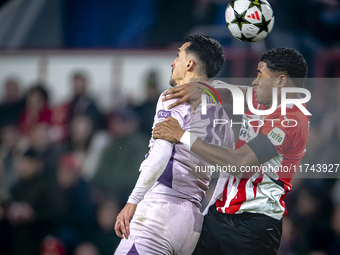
[260,113,298,155]
[127,91,188,205]
[246,111,299,165]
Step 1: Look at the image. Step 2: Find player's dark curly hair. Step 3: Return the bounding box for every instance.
[185,34,224,78]
[260,47,308,87]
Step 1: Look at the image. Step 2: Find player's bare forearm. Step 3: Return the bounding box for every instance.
[190,138,260,176]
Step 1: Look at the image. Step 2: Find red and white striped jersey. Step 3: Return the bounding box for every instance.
[215,88,310,220]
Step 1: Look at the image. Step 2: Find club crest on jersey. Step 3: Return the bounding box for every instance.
[267,127,285,146]
[158,110,171,121]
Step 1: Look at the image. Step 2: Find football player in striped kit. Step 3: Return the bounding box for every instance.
[114,34,235,255]
[153,48,309,255]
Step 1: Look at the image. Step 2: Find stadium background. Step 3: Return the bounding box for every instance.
[0,0,339,254]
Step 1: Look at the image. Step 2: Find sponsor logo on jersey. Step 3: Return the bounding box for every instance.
[157,110,171,120]
[267,127,285,146]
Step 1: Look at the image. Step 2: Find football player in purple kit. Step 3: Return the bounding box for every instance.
[114,34,234,255]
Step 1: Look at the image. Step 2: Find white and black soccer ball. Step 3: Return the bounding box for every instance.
[225,0,275,42]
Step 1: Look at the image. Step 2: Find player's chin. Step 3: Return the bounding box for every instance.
[255,95,262,105]
[169,79,177,87]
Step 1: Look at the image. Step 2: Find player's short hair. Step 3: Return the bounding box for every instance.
[260,47,308,87]
[185,34,224,78]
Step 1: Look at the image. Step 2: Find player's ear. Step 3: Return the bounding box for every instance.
[277,74,287,88]
[187,59,195,71]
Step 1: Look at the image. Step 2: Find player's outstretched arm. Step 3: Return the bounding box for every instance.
[153,117,270,175]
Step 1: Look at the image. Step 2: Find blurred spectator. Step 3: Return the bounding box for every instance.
[7,150,62,255]
[0,125,26,200]
[63,115,110,180]
[19,84,52,136]
[0,78,26,128]
[74,242,99,255]
[133,70,160,136]
[65,72,105,132]
[92,108,149,206]
[56,153,95,255]
[63,115,94,154]
[287,180,335,255]
[50,104,69,142]
[40,236,66,255]
[91,199,121,254]
[26,124,63,179]
[2,78,20,102]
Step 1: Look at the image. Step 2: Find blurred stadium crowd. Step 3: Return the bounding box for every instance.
[0,0,339,255]
[0,72,152,255]
[0,70,339,255]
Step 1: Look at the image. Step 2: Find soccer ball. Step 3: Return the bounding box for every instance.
[225,0,275,42]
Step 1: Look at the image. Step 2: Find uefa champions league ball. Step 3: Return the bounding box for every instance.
[225,0,275,42]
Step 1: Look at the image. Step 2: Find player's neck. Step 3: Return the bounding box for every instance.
[269,93,299,107]
[182,73,208,84]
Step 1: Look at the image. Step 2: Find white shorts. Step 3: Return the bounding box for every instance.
[114,191,203,255]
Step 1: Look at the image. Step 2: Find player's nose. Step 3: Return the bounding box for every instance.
[171,60,175,68]
[252,78,257,87]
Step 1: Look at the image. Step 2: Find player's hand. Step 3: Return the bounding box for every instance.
[153,117,185,143]
[114,203,137,239]
[162,82,205,112]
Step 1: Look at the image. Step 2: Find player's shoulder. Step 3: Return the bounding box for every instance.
[157,88,189,111]
[154,89,189,123]
[264,104,309,144]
